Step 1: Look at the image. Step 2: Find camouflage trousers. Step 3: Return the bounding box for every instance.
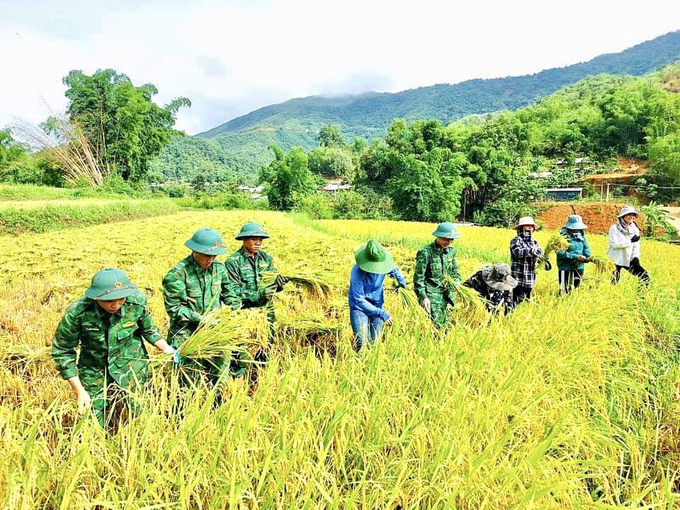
[428,293,452,328]
[84,373,141,428]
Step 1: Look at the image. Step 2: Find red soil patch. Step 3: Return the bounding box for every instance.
[580,157,647,185]
[537,203,645,234]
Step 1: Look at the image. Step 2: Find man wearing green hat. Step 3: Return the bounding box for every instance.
[225,221,285,314]
[163,228,242,383]
[52,268,178,427]
[413,222,462,327]
[226,222,286,363]
[349,240,406,350]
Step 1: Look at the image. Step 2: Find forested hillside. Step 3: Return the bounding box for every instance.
[256,63,680,229]
[152,30,680,180]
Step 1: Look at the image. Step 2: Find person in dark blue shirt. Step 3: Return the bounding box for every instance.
[348,240,406,351]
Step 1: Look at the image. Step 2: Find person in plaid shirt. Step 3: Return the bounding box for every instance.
[510,216,548,304]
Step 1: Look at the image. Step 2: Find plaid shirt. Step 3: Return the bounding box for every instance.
[510,235,543,288]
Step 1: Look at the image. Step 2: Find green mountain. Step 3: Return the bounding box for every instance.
[157,30,680,180]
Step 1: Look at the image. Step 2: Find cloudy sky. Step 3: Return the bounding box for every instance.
[1,0,679,135]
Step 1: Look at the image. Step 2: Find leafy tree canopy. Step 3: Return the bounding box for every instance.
[63,69,190,182]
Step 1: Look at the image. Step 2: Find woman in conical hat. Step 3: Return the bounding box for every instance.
[349,239,406,351]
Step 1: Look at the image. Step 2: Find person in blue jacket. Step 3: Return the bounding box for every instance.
[556,215,592,293]
[348,239,406,351]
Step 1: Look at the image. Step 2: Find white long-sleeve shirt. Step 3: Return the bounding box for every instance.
[607,222,641,267]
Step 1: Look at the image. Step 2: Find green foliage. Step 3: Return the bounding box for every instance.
[177,192,253,211]
[307,147,355,180]
[150,136,253,182]
[259,146,316,211]
[317,125,346,148]
[63,69,190,182]
[639,202,678,238]
[292,193,334,219]
[0,129,26,173]
[648,132,680,184]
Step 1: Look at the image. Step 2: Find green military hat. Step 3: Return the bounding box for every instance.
[432,222,461,239]
[355,240,395,274]
[85,268,137,300]
[235,222,270,240]
[185,228,228,255]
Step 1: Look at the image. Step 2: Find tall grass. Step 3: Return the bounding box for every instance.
[1,210,679,507]
[13,117,108,187]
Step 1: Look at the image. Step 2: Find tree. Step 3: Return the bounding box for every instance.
[259,146,315,210]
[648,133,680,185]
[63,69,190,182]
[317,125,345,148]
[307,147,355,181]
[0,129,25,174]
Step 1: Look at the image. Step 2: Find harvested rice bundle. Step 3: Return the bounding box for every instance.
[277,314,341,337]
[588,255,616,275]
[442,276,490,326]
[389,280,419,310]
[260,270,333,300]
[178,307,269,361]
[541,233,569,270]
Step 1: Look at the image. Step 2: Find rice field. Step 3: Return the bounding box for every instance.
[1,209,680,508]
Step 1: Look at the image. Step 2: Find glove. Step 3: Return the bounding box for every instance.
[630,235,640,243]
[630,257,640,267]
[264,285,277,301]
[163,345,182,365]
[275,274,289,291]
[544,259,552,271]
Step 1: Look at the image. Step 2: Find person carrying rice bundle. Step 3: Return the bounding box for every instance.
[414,222,462,327]
[556,215,591,294]
[607,205,650,286]
[349,240,406,351]
[163,228,243,384]
[226,222,287,363]
[463,263,517,314]
[52,268,178,427]
[510,216,548,304]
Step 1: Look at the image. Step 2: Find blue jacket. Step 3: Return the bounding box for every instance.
[556,228,592,271]
[348,264,406,320]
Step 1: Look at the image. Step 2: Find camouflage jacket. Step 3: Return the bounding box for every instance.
[225,247,276,308]
[162,255,238,342]
[413,241,462,302]
[51,291,162,390]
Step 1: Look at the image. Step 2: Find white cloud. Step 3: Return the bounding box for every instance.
[1,0,679,134]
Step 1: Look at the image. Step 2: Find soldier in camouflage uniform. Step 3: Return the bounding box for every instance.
[413,222,462,327]
[162,228,243,383]
[225,222,287,360]
[51,268,177,427]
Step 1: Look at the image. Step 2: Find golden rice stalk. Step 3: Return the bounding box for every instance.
[541,233,569,270]
[397,286,419,309]
[0,343,51,371]
[442,276,490,326]
[277,314,340,336]
[178,307,269,361]
[588,255,616,275]
[260,270,333,300]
